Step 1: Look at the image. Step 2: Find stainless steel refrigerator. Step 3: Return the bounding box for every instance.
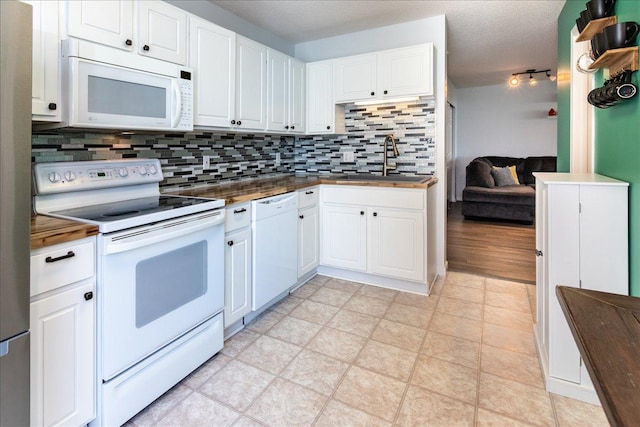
[0,1,32,426]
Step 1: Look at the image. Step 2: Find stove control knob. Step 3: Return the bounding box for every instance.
[119,168,128,177]
[48,172,61,183]
[64,171,76,182]
[138,166,148,175]
[149,165,158,175]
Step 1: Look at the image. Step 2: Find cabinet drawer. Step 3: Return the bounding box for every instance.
[225,203,251,232]
[298,187,319,209]
[31,239,95,297]
[321,185,425,210]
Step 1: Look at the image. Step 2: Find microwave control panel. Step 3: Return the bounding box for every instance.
[33,159,163,195]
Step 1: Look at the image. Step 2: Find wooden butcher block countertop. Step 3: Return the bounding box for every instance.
[170,174,437,205]
[31,215,99,250]
[30,174,437,248]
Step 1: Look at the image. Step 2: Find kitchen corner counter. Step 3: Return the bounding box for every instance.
[31,215,99,250]
[169,174,437,205]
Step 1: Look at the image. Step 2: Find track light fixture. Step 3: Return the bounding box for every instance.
[508,69,556,87]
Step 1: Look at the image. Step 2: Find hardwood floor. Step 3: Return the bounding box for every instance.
[447,202,536,283]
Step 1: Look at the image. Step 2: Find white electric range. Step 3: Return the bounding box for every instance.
[33,159,227,426]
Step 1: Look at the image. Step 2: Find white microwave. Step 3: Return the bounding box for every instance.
[42,39,193,132]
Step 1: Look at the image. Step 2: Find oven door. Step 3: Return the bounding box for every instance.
[98,210,224,381]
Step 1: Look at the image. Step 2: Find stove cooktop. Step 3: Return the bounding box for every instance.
[48,195,224,233]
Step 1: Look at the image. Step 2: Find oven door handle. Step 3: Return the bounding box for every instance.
[103,211,224,255]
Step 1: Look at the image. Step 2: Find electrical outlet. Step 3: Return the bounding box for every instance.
[342,151,354,162]
[202,155,210,169]
[275,152,281,165]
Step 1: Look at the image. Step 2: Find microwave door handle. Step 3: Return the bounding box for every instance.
[171,80,182,128]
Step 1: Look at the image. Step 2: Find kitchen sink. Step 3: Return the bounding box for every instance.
[336,174,429,183]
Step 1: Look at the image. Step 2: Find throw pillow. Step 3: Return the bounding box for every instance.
[468,161,495,187]
[492,165,520,185]
[491,166,517,186]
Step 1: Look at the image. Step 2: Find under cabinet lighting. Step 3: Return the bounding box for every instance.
[354,96,419,106]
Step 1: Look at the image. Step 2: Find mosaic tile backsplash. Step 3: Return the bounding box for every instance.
[31,99,435,191]
[296,98,436,176]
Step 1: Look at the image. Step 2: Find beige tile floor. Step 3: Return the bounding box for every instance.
[125,272,609,427]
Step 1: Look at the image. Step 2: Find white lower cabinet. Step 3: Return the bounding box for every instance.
[320,186,429,289]
[224,203,252,327]
[30,237,96,427]
[534,173,628,404]
[297,188,320,277]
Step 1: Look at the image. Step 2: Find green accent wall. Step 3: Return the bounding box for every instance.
[557,0,640,295]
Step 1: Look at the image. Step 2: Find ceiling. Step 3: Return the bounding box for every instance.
[210,0,566,88]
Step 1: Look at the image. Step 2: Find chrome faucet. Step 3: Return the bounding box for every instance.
[382,134,399,176]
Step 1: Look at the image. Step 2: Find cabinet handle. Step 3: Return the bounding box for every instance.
[227,240,234,246]
[125,39,133,46]
[373,212,378,217]
[48,102,57,110]
[305,191,314,195]
[360,211,364,215]
[45,251,75,263]
[299,214,304,219]
[84,292,93,301]
[384,90,388,95]
[237,120,242,125]
[370,91,375,96]
[291,125,295,130]
[143,44,150,51]
[231,119,236,125]
[326,125,330,130]
[233,208,247,214]
[285,125,289,129]
[535,249,543,257]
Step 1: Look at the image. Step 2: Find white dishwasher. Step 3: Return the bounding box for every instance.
[251,192,298,311]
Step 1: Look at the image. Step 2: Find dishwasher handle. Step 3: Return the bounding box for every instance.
[256,192,296,206]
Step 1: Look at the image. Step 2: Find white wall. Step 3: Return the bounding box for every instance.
[455,80,557,199]
[296,16,449,277]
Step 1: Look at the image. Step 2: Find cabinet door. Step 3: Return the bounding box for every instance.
[547,184,581,384]
[534,179,549,357]
[298,206,319,277]
[288,58,306,133]
[378,44,433,98]
[189,16,236,127]
[26,0,60,121]
[334,54,377,103]
[306,61,335,133]
[236,36,267,130]
[224,228,252,327]
[321,205,367,271]
[369,208,425,281]
[67,0,134,51]
[579,185,628,295]
[138,1,187,65]
[266,49,289,132]
[30,281,95,427]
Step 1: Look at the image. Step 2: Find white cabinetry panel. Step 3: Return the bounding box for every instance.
[321,204,367,271]
[138,1,187,65]
[189,16,236,127]
[235,36,267,130]
[67,0,134,51]
[224,228,252,326]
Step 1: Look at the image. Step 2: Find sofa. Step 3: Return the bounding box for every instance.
[461,156,557,223]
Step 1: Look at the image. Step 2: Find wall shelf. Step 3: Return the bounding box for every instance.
[589,47,639,76]
[576,16,617,42]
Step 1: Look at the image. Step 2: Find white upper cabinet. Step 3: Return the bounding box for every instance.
[289,58,306,133]
[267,49,306,133]
[25,0,61,121]
[334,54,377,103]
[189,16,236,127]
[334,44,434,103]
[67,0,135,52]
[235,36,267,130]
[378,44,433,98]
[66,0,187,64]
[138,1,187,64]
[306,60,345,135]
